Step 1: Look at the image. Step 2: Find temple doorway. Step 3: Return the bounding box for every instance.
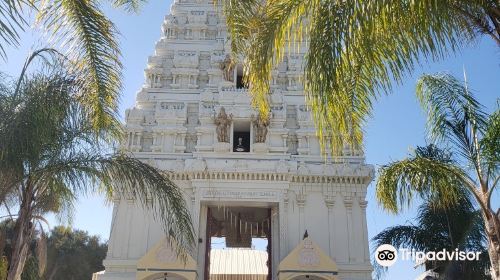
[204,206,272,280]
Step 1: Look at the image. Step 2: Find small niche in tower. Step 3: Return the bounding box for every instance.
[235,65,247,89]
[233,121,250,152]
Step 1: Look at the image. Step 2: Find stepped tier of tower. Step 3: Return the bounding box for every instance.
[123,1,365,162]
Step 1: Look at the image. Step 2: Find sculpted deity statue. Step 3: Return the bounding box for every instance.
[219,54,234,82]
[214,107,232,142]
[252,113,270,143]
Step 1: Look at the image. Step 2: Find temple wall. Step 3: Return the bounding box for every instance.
[101,174,372,280]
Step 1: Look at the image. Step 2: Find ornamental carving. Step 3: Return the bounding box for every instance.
[214,107,232,142]
[174,51,198,68]
[202,190,278,200]
[160,102,185,110]
[298,238,320,267]
[189,10,206,24]
[220,54,234,82]
[252,113,270,143]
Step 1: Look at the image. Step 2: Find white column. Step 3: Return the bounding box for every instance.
[325,194,336,260]
[195,132,202,151]
[271,206,280,280]
[159,132,165,152]
[344,196,353,262]
[281,134,288,153]
[126,132,131,148]
[120,199,134,258]
[106,198,121,258]
[144,197,152,251]
[197,204,207,279]
[279,190,288,259]
[296,188,306,241]
[359,198,369,263]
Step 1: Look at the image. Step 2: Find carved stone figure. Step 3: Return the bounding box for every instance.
[214,107,232,142]
[219,54,234,82]
[287,132,298,155]
[252,113,270,143]
[235,137,245,152]
[185,133,197,152]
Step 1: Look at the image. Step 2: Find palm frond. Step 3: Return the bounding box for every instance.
[418,191,485,250]
[222,0,498,154]
[0,0,32,59]
[0,71,77,172]
[222,0,312,127]
[33,177,76,225]
[111,0,148,13]
[416,73,488,163]
[373,189,488,279]
[376,145,470,213]
[31,153,195,257]
[481,107,500,180]
[36,0,123,138]
[1,65,195,258]
[373,225,426,251]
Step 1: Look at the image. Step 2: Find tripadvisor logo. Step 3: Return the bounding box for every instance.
[375,244,482,267]
[375,244,398,267]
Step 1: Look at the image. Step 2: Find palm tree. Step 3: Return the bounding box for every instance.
[0,50,195,280]
[220,0,499,154]
[375,73,500,278]
[0,219,47,280]
[373,145,490,280]
[0,0,149,137]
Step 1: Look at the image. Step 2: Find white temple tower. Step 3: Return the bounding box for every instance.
[96,1,374,280]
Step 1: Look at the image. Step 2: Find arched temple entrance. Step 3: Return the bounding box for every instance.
[204,206,272,280]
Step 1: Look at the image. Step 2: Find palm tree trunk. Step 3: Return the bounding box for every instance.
[484,211,500,280]
[6,184,35,280]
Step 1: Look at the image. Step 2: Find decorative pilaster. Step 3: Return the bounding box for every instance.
[344,196,353,262]
[152,132,164,152]
[281,134,288,154]
[324,187,336,260]
[296,187,306,242]
[130,131,142,152]
[359,197,369,263]
[122,198,135,258]
[197,205,208,279]
[126,132,132,148]
[279,190,288,260]
[271,206,280,279]
[107,198,121,258]
[191,188,199,235]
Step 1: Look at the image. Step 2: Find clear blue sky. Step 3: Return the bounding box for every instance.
[2,1,499,279]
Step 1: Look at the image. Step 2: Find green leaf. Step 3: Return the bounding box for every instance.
[36,0,123,138]
[376,145,469,213]
[222,0,499,154]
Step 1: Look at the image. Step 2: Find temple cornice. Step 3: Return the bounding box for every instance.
[162,170,373,185]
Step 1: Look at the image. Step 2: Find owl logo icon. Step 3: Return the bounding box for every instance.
[375,244,398,267]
